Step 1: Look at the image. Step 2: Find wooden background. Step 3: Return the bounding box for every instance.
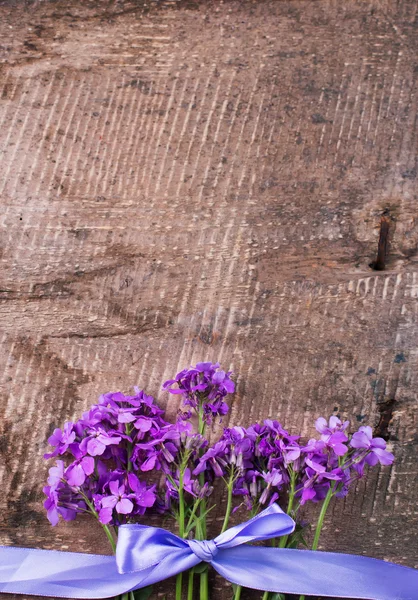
[0,0,417,598]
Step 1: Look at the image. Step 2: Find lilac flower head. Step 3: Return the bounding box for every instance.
[315,416,349,456]
[127,473,156,512]
[99,481,134,524]
[66,456,95,487]
[259,469,283,505]
[315,416,350,436]
[193,441,228,478]
[44,423,76,459]
[43,461,86,526]
[44,387,170,527]
[162,362,234,423]
[350,426,394,466]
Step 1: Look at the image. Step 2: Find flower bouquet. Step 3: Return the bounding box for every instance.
[1,362,417,600]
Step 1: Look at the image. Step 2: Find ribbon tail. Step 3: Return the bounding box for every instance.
[211,546,418,600]
[0,546,197,599]
[0,546,144,599]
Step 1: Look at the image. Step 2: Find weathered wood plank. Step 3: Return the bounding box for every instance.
[0,1,417,598]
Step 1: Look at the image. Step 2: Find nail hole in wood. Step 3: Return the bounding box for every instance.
[369,209,391,271]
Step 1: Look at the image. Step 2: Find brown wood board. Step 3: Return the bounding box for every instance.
[0,1,417,598]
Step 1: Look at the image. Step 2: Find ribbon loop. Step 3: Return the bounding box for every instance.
[188,539,218,562]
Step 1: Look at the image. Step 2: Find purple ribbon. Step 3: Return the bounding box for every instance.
[0,504,417,599]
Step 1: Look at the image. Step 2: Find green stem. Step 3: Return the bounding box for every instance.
[279,470,296,549]
[197,405,208,600]
[80,491,116,553]
[312,485,334,551]
[221,468,235,534]
[176,467,186,600]
[102,523,117,554]
[185,497,202,536]
[233,585,242,600]
[176,573,183,600]
[200,568,209,600]
[125,424,133,472]
[178,472,185,538]
[187,568,194,600]
[197,406,206,437]
[261,592,269,600]
[198,487,208,600]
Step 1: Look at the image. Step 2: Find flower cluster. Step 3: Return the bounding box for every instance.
[44,363,394,558]
[189,415,394,514]
[43,362,396,600]
[163,361,234,424]
[43,389,166,526]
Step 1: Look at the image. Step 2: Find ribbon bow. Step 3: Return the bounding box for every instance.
[1,504,417,599]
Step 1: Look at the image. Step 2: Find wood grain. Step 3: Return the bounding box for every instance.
[0,1,417,598]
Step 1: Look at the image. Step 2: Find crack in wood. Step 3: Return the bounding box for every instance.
[374,397,397,441]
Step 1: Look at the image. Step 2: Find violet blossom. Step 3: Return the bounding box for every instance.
[98,481,134,524]
[163,362,234,423]
[350,426,394,466]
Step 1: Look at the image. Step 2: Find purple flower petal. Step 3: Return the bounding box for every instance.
[134,417,153,432]
[373,447,395,465]
[101,496,118,509]
[46,507,59,526]
[332,442,348,456]
[371,437,387,450]
[350,431,370,449]
[358,426,373,441]
[98,507,113,524]
[141,455,157,471]
[315,417,328,434]
[328,416,341,430]
[116,498,133,514]
[118,412,137,424]
[67,464,86,487]
[87,438,106,456]
[365,452,379,466]
[81,456,95,476]
[109,480,120,496]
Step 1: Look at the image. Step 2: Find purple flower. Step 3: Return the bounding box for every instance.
[315,416,349,436]
[301,438,326,453]
[350,426,394,466]
[44,386,181,528]
[47,460,65,488]
[79,426,122,457]
[221,427,254,469]
[315,416,349,456]
[211,369,235,394]
[297,466,343,505]
[162,362,234,423]
[134,424,180,472]
[66,457,95,487]
[259,469,283,505]
[99,481,134,524]
[194,441,228,477]
[127,473,156,514]
[43,463,85,526]
[325,431,349,456]
[43,486,77,526]
[44,423,76,459]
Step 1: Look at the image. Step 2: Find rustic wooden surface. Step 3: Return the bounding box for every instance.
[0,0,417,598]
